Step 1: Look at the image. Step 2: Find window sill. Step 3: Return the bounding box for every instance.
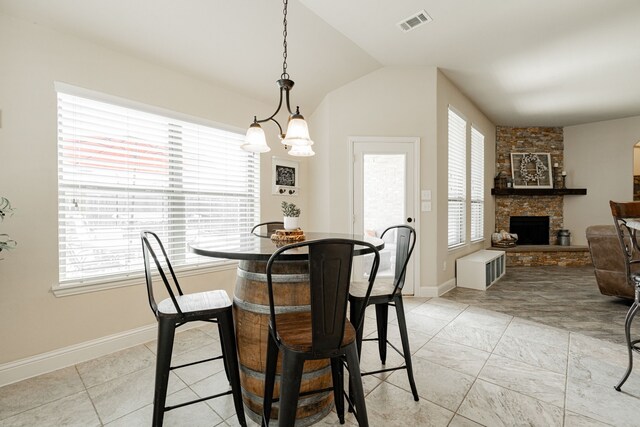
[447,243,467,252]
[51,260,239,297]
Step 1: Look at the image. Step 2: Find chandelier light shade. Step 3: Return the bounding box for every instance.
[282,108,313,147]
[242,119,270,153]
[241,0,314,157]
[288,144,315,157]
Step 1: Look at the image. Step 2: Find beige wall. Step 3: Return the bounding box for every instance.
[436,71,496,286]
[307,67,496,294]
[564,115,640,245]
[0,14,303,365]
[307,95,332,232]
[308,66,440,291]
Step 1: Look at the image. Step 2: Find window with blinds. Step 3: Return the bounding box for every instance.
[470,126,485,241]
[448,108,466,248]
[56,86,260,287]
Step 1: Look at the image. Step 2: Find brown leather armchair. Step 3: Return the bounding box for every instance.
[586,225,635,299]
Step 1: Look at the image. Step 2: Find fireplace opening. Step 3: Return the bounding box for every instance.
[510,216,550,245]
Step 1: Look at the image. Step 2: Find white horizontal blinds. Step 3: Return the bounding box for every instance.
[57,91,260,286]
[448,108,466,248]
[470,126,485,241]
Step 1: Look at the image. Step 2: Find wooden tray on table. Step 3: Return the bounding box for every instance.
[270,229,306,246]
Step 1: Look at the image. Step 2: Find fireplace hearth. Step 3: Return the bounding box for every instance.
[510,216,550,245]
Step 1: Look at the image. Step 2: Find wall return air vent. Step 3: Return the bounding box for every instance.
[397,9,433,32]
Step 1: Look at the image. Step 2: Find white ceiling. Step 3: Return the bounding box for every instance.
[2,0,640,126]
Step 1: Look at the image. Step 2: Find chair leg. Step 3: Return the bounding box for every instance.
[153,318,176,427]
[219,310,247,427]
[350,298,366,357]
[331,357,345,424]
[262,331,279,426]
[375,303,389,364]
[217,320,231,384]
[345,344,369,427]
[278,350,304,427]
[395,296,419,401]
[615,300,640,391]
[348,298,366,413]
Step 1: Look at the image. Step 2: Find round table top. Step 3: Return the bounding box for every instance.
[189,231,384,261]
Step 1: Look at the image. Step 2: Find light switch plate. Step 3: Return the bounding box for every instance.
[421,201,432,212]
[421,190,431,200]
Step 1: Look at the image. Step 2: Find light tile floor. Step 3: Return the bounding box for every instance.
[1,267,639,426]
[441,266,634,345]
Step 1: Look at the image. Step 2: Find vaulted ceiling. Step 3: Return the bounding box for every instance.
[2,0,639,126]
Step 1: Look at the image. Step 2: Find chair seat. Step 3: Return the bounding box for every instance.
[158,289,231,315]
[350,278,396,299]
[275,312,356,352]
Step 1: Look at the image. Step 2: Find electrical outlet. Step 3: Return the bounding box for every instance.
[443,261,447,271]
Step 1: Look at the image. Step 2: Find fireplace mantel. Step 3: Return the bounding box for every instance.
[491,188,587,196]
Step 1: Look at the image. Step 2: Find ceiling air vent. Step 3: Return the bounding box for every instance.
[397,10,433,32]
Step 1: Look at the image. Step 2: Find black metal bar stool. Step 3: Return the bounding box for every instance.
[141,231,247,427]
[261,238,380,426]
[349,225,419,402]
[609,201,640,391]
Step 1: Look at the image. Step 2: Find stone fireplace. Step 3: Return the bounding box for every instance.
[492,126,591,266]
[495,194,563,245]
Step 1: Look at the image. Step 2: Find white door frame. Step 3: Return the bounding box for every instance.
[348,136,421,295]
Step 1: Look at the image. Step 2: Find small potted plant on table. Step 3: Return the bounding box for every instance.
[281,201,301,230]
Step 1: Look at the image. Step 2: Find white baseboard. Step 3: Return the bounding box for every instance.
[0,278,460,388]
[437,278,457,296]
[0,323,158,387]
[415,278,457,297]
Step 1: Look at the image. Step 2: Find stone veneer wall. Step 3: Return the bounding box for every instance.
[495,127,565,242]
[503,249,592,267]
[495,195,562,245]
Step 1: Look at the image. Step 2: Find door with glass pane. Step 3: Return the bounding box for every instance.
[351,138,418,294]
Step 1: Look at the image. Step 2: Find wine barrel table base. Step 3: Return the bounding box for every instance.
[188,231,383,425]
[233,260,334,426]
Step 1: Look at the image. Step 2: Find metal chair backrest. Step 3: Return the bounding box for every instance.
[266,238,380,355]
[141,230,185,319]
[610,201,640,291]
[381,225,416,295]
[251,221,285,236]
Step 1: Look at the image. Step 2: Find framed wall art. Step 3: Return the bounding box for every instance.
[510,152,553,188]
[272,157,299,196]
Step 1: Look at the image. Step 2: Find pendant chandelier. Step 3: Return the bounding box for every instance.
[241,0,314,157]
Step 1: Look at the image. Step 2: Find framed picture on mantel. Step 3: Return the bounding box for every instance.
[510,152,553,189]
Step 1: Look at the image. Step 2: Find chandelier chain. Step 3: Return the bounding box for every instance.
[281,0,289,79]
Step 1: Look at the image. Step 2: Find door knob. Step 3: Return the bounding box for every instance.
[407,217,413,223]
